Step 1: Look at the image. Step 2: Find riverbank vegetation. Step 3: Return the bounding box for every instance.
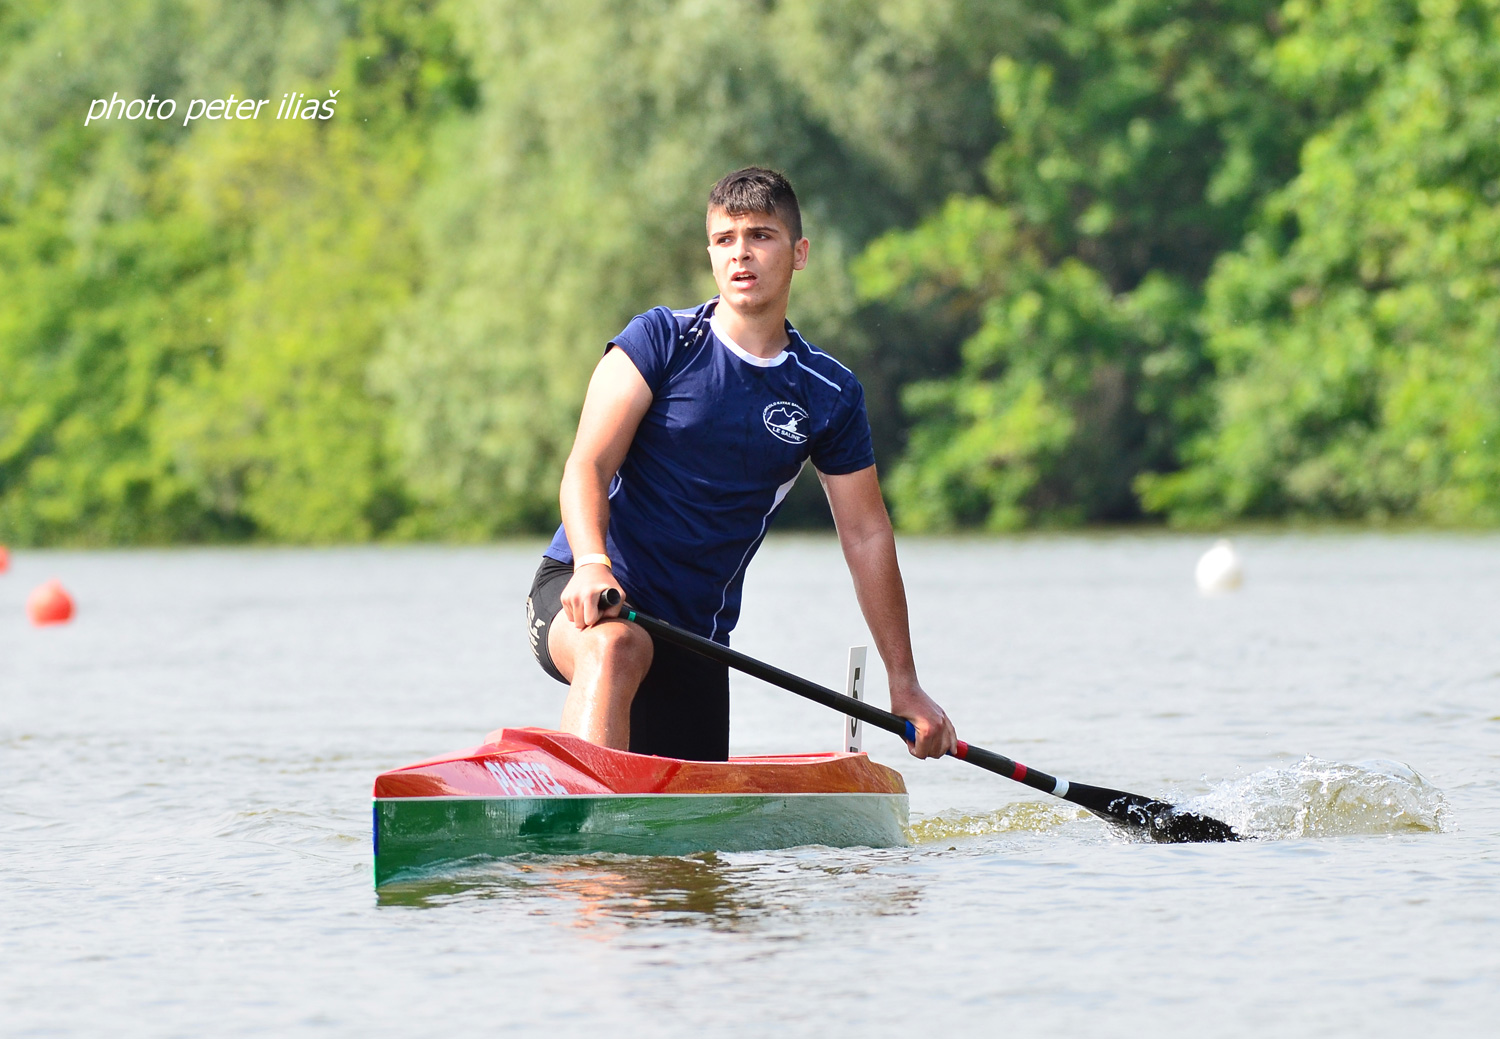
[3,0,1497,544]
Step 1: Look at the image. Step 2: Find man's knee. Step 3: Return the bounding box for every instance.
[587,620,654,675]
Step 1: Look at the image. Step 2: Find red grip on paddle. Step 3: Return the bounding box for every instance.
[955,740,969,760]
[1013,762,1028,781]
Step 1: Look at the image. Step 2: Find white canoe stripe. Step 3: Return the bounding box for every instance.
[1053,778,1070,798]
[375,792,908,803]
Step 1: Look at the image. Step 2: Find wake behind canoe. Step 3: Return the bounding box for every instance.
[372,728,909,884]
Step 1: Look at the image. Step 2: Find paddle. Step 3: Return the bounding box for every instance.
[600,590,1239,843]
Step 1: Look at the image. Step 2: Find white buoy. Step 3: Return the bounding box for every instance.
[1195,539,1244,594]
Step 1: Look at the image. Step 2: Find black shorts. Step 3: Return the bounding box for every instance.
[526,555,730,761]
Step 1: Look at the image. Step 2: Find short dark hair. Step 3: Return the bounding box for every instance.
[707,167,802,241]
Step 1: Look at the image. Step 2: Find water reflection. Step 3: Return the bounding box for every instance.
[376,849,925,934]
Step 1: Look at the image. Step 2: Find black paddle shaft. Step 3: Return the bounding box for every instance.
[598,590,1239,843]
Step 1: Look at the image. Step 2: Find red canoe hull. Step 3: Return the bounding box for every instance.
[373,728,909,884]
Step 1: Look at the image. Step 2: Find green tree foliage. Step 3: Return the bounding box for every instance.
[0,0,1028,543]
[856,0,1303,529]
[0,0,470,543]
[858,198,1199,528]
[147,0,475,542]
[376,0,1025,536]
[1140,0,1500,524]
[1,0,231,542]
[7,0,1500,544]
[148,120,419,542]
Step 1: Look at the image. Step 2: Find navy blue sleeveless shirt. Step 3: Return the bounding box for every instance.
[545,299,875,643]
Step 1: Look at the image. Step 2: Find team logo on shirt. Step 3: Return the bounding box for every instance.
[763,401,809,445]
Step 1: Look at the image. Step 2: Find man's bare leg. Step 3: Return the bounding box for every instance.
[548,617,653,749]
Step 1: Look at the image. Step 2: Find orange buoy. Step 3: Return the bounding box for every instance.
[0,544,8,573]
[27,579,74,626]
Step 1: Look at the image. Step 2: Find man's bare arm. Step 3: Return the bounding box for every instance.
[557,347,653,628]
[820,465,958,759]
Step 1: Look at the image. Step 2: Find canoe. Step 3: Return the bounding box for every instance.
[372,727,909,884]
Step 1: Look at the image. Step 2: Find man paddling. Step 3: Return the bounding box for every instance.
[526,167,957,762]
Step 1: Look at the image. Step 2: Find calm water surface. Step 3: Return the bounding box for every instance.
[2,535,1497,1037]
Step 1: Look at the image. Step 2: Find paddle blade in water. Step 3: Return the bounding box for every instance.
[1066,782,1241,843]
[1148,807,1241,843]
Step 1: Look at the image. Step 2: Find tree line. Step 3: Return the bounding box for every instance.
[3,0,1497,545]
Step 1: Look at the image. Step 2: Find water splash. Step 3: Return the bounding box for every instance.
[1187,756,1450,840]
[908,801,1088,843]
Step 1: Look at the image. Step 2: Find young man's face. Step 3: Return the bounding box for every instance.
[705,207,809,315]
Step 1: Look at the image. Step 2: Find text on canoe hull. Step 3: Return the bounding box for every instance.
[483,759,570,796]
